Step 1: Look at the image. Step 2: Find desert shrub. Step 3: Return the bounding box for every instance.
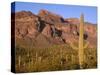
[15,44,97,72]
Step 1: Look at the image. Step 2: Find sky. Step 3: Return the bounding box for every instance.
[11,2,97,24]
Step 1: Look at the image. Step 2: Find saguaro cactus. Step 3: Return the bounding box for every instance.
[70,14,88,69]
[78,14,84,69]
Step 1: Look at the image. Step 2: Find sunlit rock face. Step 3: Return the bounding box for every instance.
[12,10,97,48]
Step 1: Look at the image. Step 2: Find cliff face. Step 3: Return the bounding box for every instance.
[38,9,65,23]
[12,10,97,48]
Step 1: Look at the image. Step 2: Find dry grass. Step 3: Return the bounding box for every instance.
[15,43,97,73]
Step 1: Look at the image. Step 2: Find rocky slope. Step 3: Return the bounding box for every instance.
[12,10,97,48]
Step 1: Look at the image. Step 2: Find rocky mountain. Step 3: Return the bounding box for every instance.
[12,10,97,48]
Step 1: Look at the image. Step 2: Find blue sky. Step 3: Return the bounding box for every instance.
[12,2,97,24]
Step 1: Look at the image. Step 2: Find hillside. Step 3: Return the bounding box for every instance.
[12,10,97,48]
[11,10,97,72]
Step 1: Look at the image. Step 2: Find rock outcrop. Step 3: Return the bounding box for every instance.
[12,10,97,48]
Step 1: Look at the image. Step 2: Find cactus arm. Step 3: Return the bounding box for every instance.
[84,42,88,49]
[70,42,78,50]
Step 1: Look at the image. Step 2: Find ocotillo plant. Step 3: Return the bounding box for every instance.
[70,14,88,69]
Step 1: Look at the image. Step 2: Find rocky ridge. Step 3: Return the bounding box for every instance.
[12,10,97,48]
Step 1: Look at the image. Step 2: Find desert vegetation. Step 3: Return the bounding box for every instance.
[12,10,97,72]
[15,43,97,73]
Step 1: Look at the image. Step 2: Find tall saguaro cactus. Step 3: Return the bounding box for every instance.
[70,14,88,69]
[79,14,84,69]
